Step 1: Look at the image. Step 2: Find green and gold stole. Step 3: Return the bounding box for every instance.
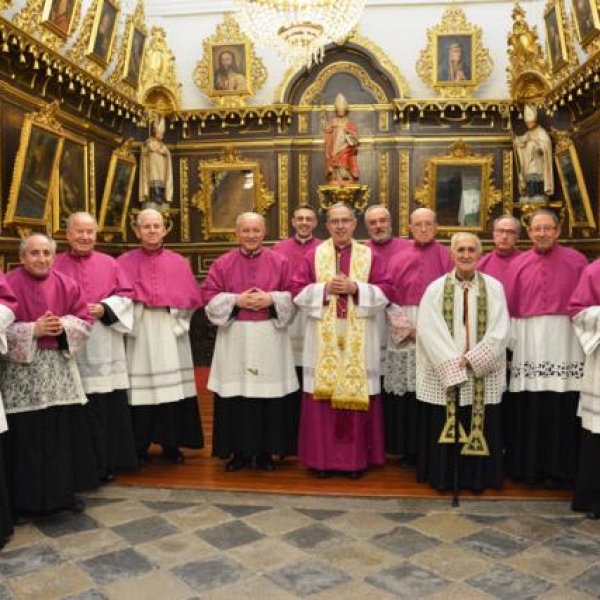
[313,239,371,411]
[438,273,490,456]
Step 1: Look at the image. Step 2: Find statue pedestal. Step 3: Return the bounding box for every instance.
[317,183,370,215]
[514,197,564,228]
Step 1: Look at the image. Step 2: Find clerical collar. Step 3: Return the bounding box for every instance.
[334,243,352,252]
[415,239,435,249]
[534,243,556,256]
[455,271,475,283]
[69,250,93,259]
[141,245,164,256]
[239,247,263,258]
[294,235,313,245]
[495,249,517,258]
[372,236,392,246]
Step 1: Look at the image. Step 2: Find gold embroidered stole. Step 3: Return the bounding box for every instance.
[438,273,490,456]
[313,239,371,411]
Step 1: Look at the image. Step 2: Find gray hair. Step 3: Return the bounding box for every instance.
[450,232,482,254]
[66,212,98,230]
[364,205,391,224]
[410,207,437,225]
[326,202,355,221]
[235,212,265,229]
[529,208,559,227]
[19,233,57,257]
[493,214,521,234]
[136,208,164,227]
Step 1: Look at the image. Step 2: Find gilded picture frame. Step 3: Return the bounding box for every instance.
[123,23,146,88]
[5,105,65,230]
[192,148,274,241]
[87,0,119,67]
[52,132,89,237]
[98,142,137,240]
[571,0,600,47]
[555,137,596,232]
[414,141,503,236]
[41,0,81,39]
[545,3,569,72]
[434,33,474,87]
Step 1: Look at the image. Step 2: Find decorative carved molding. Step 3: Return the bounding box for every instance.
[278,153,289,240]
[193,13,267,108]
[379,151,389,207]
[506,0,551,103]
[543,0,578,86]
[394,98,511,121]
[138,26,181,110]
[399,150,410,237]
[502,149,513,219]
[299,154,310,205]
[180,157,190,242]
[416,5,493,99]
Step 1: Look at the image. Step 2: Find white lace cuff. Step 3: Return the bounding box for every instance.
[271,291,296,329]
[61,315,92,355]
[434,357,468,389]
[206,293,237,326]
[6,322,36,364]
[387,305,415,345]
[465,341,497,377]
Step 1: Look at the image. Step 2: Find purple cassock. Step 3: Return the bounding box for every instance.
[272,236,322,270]
[292,244,391,473]
[477,250,522,288]
[365,237,411,272]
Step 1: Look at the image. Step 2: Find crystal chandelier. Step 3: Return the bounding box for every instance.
[234,0,365,69]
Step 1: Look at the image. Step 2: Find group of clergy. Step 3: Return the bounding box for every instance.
[2,199,600,553]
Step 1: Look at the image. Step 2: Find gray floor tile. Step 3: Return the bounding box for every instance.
[457,528,532,559]
[79,497,124,509]
[0,584,14,600]
[294,508,346,521]
[196,519,265,550]
[34,512,101,538]
[63,591,109,600]
[465,514,507,525]
[365,562,449,598]
[544,530,600,559]
[467,564,554,599]
[0,544,63,578]
[379,511,425,524]
[569,565,600,596]
[172,555,251,593]
[112,516,179,545]
[266,560,350,597]
[77,548,155,585]
[370,525,437,557]
[141,500,199,512]
[283,523,348,552]
[214,503,272,518]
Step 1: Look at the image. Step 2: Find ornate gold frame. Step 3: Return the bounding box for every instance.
[193,13,267,108]
[416,6,493,99]
[554,134,596,234]
[570,0,600,50]
[5,102,65,232]
[192,147,275,241]
[544,1,569,72]
[41,0,83,40]
[414,141,502,235]
[98,140,137,241]
[87,0,120,66]
[52,129,89,238]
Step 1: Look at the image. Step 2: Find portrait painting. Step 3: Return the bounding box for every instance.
[41,0,79,38]
[88,0,119,65]
[555,143,595,229]
[434,164,483,228]
[545,6,568,72]
[124,26,146,87]
[209,169,254,230]
[99,153,136,235]
[53,137,88,235]
[6,124,63,227]
[435,34,473,84]
[211,43,248,94]
[571,0,600,45]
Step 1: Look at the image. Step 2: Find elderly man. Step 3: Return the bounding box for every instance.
[364,205,410,263]
[293,202,391,479]
[54,212,137,483]
[0,274,17,548]
[385,208,452,466]
[504,209,587,487]
[273,205,321,370]
[201,213,298,472]
[478,215,522,286]
[1,234,95,516]
[416,233,510,492]
[118,209,203,465]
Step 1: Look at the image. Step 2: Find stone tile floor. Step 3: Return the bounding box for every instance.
[0,485,599,599]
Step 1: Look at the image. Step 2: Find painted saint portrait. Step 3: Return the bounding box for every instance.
[90,0,118,64]
[210,169,254,230]
[557,152,588,223]
[545,7,567,71]
[104,159,134,228]
[212,44,248,93]
[435,164,483,227]
[43,0,77,37]
[57,139,87,231]
[125,27,145,86]
[572,0,600,44]
[436,34,473,83]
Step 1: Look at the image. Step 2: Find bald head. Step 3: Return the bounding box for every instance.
[66,212,97,255]
[410,208,437,245]
[236,212,266,254]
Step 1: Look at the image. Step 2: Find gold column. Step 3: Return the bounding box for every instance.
[399,150,410,236]
[180,158,190,242]
[278,153,289,239]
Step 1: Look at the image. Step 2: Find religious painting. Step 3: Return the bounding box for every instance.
[434,34,474,85]
[571,0,600,46]
[98,150,136,238]
[192,148,274,241]
[555,139,596,232]
[52,134,89,236]
[123,24,146,88]
[414,141,503,236]
[87,0,119,66]
[545,4,569,72]
[210,43,249,95]
[41,0,80,38]
[5,120,64,229]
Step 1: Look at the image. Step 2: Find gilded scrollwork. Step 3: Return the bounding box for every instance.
[543,0,578,85]
[502,149,514,219]
[278,153,289,239]
[180,157,190,242]
[399,150,410,237]
[299,154,310,205]
[416,5,493,99]
[379,151,389,207]
[193,13,267,108]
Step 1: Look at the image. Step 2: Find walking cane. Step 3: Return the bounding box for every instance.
[452,385,460,507]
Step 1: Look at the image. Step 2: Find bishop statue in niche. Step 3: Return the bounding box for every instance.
[322,93,360,183]
[139,116,173,207]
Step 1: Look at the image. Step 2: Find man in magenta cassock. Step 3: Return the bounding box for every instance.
[477,215,522,287]
[292,202,391,479]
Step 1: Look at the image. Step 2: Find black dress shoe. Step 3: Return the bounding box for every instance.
[163,447,185,464]
[315,470,330,479]
[347,471,362,480]
[67,497,85,512]
[226,454,250,472]
[586,511,600,520]
[255,454,276,472]
[399,454,417,468]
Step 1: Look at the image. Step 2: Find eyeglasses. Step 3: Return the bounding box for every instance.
[493,228,518,236]
[411,222,435,229]
[530,225,556,233]
[328,218,353,226]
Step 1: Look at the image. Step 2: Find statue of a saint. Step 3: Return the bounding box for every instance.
[513,105,554,201]
[323,93,359,183]
[139,116,173,207]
